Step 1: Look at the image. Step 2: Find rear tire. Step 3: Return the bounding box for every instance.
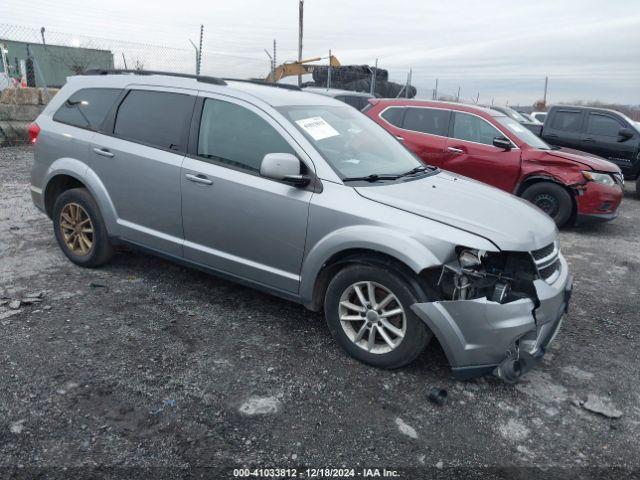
[521,182,573,227]
[324,265,432,369]
[52,188,114,268]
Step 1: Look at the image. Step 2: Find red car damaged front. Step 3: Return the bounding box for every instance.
[519,146,624,224]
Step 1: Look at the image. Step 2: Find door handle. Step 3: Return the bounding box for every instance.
[546,134,558,138]
[395,136,405,141]
[92,147,114,158]
[185,173,213,185]
[447,147,464,154]
[584,137,595,142]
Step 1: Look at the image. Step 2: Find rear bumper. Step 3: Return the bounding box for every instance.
[410,254,572,382]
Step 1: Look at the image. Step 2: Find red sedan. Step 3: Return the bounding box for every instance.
[364,99,624,227]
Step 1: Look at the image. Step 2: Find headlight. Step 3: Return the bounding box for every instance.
[458,248,483,269]
[582,171,615,186]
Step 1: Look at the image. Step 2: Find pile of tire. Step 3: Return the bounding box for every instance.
[308,65,416,98]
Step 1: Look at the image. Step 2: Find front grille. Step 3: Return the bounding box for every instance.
[532,243,555,261]
[539,258,561,281]
[531,241,561,284]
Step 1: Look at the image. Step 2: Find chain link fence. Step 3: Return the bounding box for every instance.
[0,23,271,145]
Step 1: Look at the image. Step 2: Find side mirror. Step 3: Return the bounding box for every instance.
[260,153,310,186]
[618,127,634,142]
[493,137,513,150]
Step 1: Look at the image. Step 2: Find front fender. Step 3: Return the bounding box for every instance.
[44,158,119,233]
[299,225,444,305]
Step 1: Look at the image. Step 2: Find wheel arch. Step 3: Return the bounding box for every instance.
[300,227,445,311]
[515,175,577,223]
[42,159,118,232]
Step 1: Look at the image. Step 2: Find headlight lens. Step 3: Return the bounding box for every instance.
[582,171,615,186]
[458,248,482,269]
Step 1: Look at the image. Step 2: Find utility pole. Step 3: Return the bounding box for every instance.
[433,78,438,100]
[40,27,46,47]
[298,0,304,87]
[456,86,461,102]
[197,24,203,75]
[475,92,480,104]
[543,76,548,106]
[370,58,378,95]
[273,39,277,74]
[406,69,412,98]
[327,49,332,89]
[121,53,128,69]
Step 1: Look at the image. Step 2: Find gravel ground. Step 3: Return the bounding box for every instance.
[1,145,639,479]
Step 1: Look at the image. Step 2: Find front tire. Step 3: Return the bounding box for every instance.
[324,265,432,369]
[52,188,114,268]
[521,182,573,227]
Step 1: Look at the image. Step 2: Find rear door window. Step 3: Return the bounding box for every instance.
[380,107,405,127]
[403,108,451,136]
[451,112,503,145]
[197,98,295,173]
[586,113,624,137]
[550,110,582,132]
[53,88,122,130]
[113,90,195,151]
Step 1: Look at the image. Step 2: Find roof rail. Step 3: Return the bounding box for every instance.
[81,69,227,86]
[223,78,301,91]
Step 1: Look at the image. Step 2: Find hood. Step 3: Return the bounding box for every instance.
[355,171,557,252]
[547,147,621,173]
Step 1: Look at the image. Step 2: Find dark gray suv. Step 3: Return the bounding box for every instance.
[29,71,572,382]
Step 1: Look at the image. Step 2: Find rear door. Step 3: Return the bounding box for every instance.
[542,108,585,150]
[583,111,638,175]
[443,111,521,192]
[180,94,313,293]
[90,87,196,256]
[397,107,450,168]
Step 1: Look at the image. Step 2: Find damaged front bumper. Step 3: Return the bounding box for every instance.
[411,254,572,382]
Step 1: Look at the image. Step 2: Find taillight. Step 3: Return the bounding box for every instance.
[28,122,41,144]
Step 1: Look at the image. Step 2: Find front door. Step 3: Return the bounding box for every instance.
[442,111,521,192]
[89,88,196,256]
[181,95,313,294]
[583,112,638,176]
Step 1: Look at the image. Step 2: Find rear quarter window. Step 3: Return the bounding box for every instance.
[53,88,122,130]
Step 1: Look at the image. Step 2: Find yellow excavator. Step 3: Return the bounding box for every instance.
[265,54,341,83]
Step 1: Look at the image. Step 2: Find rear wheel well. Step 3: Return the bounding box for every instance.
[44,175,86,218]
[309,249,430,312]
[516,177,577,223]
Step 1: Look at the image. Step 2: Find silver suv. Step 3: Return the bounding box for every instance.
[30,71,572,382]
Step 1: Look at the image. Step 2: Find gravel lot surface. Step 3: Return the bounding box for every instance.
[1,145,639,479]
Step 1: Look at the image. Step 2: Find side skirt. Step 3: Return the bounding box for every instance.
[110,237,303,306]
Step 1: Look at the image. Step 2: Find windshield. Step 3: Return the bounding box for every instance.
[277,105,424,180]
[496,116,551,150]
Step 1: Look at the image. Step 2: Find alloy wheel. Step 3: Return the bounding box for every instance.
[59,202,94,256]
[338,281,407,354]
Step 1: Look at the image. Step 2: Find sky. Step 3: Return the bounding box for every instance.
[1,0,639,105]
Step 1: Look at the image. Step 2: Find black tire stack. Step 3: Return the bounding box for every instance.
[308,65,417,98]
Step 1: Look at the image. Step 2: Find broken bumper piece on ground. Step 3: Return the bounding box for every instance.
[411,256,573,383]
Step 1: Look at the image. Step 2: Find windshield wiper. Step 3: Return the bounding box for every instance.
[342,173,399,183]
[396,165,432,177]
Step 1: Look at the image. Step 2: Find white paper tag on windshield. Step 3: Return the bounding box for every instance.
[296,116,340,141]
